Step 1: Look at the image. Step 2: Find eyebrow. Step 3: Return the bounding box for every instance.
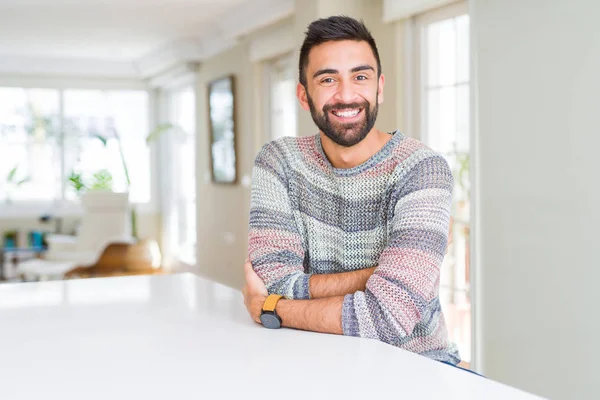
[313,68,338,78]
[312,65,375,79]
[351,65,375,73]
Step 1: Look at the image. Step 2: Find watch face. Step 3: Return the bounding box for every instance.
[260,313,281,329]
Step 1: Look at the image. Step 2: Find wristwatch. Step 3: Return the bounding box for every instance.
[260,294,283,329]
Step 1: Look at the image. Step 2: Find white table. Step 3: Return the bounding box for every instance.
[0,273,543,399]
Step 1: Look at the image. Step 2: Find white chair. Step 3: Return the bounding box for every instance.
[17,191,134,281]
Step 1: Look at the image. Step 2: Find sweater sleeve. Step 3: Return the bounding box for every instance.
[341,153,453,344]
[248,141,311,300]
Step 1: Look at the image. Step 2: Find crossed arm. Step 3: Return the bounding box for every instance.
[243,224,451,335]
[242,261,376,334]
[246,142,454,341]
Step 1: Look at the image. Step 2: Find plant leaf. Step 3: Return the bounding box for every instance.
[6,166,17,182]
[146,123,175,144]
[16,177,31,186]
[90,169,113,190]
[92,134,108,147]
[68,171,86,193]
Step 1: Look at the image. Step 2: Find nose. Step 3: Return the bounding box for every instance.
[334,79,356,104]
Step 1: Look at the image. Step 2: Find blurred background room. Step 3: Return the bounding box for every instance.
[0,1,598,399]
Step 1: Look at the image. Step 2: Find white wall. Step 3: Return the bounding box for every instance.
[472,0,600,398]
[195,40,255,289]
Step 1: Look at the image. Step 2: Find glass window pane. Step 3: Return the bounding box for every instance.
[0,88,61,202]
[426,22,440,87]
[168,87,196,263]
[457,15,470,83]
[439,86,457,152]
[106,91,150,204]
[427,18,456,87]
[440,285,472,362]
[456,84,470,153]
[425,88,440,149]
[269,55,297,140]
[63,90,150,203]
[426,87,456,154]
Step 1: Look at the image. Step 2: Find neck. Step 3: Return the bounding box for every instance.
[320,128,392,169]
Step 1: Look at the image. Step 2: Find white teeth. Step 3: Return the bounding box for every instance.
[333,109,360,118]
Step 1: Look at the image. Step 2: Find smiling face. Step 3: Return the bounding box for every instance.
[298,39,384,147]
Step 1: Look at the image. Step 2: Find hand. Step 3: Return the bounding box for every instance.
[242,259,268,324]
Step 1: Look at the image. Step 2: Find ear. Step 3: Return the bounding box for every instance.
[297,82,311,111]
[377,73,385,104]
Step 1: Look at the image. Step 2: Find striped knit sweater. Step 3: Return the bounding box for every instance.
[248,130,460,364]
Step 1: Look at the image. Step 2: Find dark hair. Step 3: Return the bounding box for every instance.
[298,15,382,87]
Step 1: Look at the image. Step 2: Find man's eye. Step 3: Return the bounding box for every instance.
[321,77,335,84]
[356,75,367,81]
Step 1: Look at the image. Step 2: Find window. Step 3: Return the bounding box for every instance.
[0,87,151,206]
[163,87,196,264]
[413,2,472,362]
[264,54,297,141]
[0,88,61,203]
[63,90,150,203]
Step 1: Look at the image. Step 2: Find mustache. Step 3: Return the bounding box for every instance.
[323,101,368,113]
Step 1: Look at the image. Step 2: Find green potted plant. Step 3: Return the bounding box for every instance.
[67,169,114,194]
[89,169,114,191]
[67,171,87,195]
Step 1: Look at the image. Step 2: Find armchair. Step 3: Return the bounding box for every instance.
[17,191,133,281]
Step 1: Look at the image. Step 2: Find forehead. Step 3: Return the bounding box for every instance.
[306,40,376,72]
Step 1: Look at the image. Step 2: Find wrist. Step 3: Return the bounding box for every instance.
[362,267,377,286]
[274,299,290,328]
[259,294,284,329]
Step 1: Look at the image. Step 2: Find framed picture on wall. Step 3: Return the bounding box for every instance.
[207,75,237,184]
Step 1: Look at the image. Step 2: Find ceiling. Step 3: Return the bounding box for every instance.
[0,0,249,61]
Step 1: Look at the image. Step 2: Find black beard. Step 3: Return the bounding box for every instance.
[307,92,378,147]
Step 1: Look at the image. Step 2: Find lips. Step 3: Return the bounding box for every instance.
[330,108,363,122]
[331,108,361,118]
[323,101,368,123]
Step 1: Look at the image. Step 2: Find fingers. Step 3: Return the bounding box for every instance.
[244,262,253,282]
[244,259,259,286]
[242,286,247,306]
[244,258,252,273]
[243,257,269,297]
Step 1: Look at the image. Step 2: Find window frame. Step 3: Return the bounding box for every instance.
[411,1,468,142]
[406,0,475,365]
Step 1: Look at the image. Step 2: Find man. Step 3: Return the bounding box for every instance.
[243,15,461,365]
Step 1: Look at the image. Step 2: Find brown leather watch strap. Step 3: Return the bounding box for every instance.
[262,294,283,312]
